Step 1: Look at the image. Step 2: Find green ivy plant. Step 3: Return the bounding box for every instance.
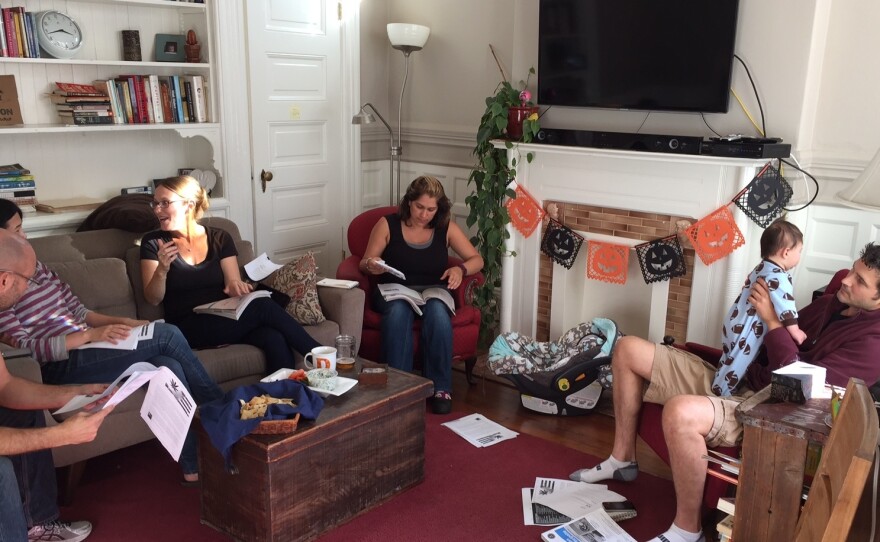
[466,68,540,344]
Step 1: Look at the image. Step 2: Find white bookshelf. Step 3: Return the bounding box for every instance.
[0,0,222,231]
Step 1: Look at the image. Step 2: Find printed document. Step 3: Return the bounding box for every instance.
[244,252,283,281]
[441,413,518,447]
[74,321,158,351]
[541,508,636,542]
[531,477,629,521]
[53,362,195,461]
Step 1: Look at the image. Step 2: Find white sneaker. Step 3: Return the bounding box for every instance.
[27,520,92,542]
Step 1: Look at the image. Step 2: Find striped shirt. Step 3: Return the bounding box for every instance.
[0,261,90,364]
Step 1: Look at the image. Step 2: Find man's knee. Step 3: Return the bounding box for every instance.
[612,336,654,371]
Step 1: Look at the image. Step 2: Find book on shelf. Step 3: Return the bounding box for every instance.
[60,115,114,126]
[193,290,272,320]
[53,82,106,97]
[702,450,741,475]
[377,283,455,316]
[48,94,111,105]
[706,465,739,486]
[717,496,736,516]
[0,189,35,198]
[185,75,207,122]
[0,164,30,177]
[0,8,7,57]
[148,75,164,124]
[716,514,734,539]
[171,76,185,123]
[34,198,104,214]
[0,178,35,189]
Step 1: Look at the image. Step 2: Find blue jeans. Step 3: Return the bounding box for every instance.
[0,407,57,535]
[373,289,453,393]
[40,323,223,475]
[174,298,322,373]
[0,456,28,541]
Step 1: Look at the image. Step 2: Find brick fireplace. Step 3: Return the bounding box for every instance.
[535,203,695,342]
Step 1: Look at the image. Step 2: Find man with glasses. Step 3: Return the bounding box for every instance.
[0,229,113,542]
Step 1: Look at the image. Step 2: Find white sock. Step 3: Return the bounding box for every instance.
[569,455,638,483]
[647,523,704,542]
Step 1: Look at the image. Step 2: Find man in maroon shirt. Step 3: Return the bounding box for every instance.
[568,242,880,542]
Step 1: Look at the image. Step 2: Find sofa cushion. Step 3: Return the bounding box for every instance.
[196,344,267,389]
[265,253,325,325]
[46,259,138,319]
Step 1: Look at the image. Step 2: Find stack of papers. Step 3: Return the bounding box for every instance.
[441,413,518,447]
[523,477,635,525]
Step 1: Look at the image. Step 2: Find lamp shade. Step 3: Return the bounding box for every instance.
[836,147,880,211]
[387,23,430,50]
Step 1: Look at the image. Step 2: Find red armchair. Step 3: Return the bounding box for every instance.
[336,206,485,383]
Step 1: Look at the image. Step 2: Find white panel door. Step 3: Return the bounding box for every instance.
[248,0,344,273]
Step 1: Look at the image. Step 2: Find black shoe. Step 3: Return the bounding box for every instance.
[431,391,452,414]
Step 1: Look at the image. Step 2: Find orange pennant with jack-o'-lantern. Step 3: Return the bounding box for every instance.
[505,185,545,238]
[684,206,745,265]
[586,240,629,284]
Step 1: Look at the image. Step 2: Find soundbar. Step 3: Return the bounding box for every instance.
[700,140,791,159]
[535,128,703,155]
[534,127,791,159]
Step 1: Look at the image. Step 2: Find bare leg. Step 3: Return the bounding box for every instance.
[609,335,657,461]
[570,336,657,482]
[662,394,716,534]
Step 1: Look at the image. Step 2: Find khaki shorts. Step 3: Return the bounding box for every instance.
[643,344,753,448]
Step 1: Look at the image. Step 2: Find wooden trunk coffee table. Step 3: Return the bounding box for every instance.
[198,367,432,542]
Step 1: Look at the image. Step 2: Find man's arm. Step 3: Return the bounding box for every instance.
[0,355,105,411]
[0,409,114,455]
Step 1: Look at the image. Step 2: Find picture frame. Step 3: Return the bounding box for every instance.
[154,34,185,62]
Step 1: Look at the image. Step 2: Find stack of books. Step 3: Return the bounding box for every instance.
[0,6,40,58]
[50,82,113,126]
[0,163,36,213]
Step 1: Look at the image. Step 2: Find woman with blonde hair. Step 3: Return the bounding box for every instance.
[140,176,321,372]
[361,176,483,413]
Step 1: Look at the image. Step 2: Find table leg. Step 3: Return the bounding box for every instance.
[734,424,808,541]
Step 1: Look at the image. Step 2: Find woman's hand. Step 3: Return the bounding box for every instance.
[224,279,253,297]
[362,257,383,276]
[440,266,465,290]
[155,239,179,270]
[120,318,149,328]
[87,324,133,345]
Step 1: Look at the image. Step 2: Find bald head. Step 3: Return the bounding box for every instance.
[0,228,36,310]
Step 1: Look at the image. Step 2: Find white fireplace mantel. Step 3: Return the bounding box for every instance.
[497,141,771,345]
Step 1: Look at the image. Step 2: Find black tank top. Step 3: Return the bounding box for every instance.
[380,214,448,286]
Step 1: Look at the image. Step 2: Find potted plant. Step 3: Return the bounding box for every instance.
[466,67,540,344]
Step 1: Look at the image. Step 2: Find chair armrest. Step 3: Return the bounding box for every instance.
[6,356,43,384]
[317,286,365,348]
[336,256,372,293]
[448,256,485,307]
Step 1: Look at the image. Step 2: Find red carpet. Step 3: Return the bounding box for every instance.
[61,414,676,541]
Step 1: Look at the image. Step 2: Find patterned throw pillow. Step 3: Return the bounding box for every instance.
[266,252,325,325]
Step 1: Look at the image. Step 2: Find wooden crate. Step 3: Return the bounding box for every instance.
[199,369,432,542]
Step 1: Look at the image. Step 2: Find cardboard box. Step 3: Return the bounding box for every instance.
[0,75,24,126]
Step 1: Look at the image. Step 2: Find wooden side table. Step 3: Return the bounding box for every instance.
[733,389,831,541]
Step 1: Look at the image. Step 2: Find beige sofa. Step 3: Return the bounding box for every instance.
[7,217,363,493]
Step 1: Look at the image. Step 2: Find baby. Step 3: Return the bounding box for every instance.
[713,219,805,396]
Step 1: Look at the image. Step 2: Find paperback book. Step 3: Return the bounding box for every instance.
[377,283,455,316]
[193,290,272,320]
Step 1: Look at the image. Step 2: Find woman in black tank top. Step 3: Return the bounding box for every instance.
[360,177,483,414]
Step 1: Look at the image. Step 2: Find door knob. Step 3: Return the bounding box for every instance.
[260,169,274,193]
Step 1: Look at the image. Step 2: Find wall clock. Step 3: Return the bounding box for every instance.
[36,11,84,59]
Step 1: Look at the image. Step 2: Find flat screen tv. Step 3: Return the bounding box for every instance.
[538,0,740,113]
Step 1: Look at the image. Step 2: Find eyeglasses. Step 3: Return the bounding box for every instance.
[149,200,186,210]
[0,268,40,287]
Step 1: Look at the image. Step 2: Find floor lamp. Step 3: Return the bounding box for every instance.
[352,103,396,206]
[387,23,430,203]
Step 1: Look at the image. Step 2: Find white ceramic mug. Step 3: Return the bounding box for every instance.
[304,346,337,371]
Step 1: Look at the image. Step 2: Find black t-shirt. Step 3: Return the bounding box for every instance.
[140,227,238,324]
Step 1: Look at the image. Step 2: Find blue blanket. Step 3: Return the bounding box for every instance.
[200,380,324,471]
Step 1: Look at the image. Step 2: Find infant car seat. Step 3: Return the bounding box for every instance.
[487,319,621,416]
